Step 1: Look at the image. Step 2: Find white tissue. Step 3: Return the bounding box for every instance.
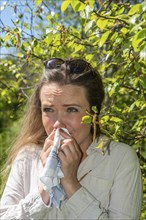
[40,128,70,208]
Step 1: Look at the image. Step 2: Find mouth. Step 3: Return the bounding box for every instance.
[60,128,71,136]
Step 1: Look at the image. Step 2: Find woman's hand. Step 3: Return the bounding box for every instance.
[40,130,55,167]
[39,130,56,205]
[58,129,83,198]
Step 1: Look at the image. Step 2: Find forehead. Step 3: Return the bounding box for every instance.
[40,83,88,104]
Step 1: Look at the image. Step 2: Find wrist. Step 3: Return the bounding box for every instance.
[61,179,81,198]
[39,185,50,205]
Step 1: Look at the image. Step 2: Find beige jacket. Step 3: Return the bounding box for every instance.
[0,136,142,219]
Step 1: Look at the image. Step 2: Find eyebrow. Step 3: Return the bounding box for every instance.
[41,103,82,108]
[63,104,82,107]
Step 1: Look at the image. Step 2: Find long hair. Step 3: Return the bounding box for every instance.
[2,59,104,185]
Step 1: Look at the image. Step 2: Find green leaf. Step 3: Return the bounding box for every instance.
[31,39,38,47]
[140,45,146,60]
[92,106,98,113]
[43,34,54,46]
[99,30,112,48]
[116,6,125,15]
[71,1,85,12]
[4,33,11,42]
[33,43,43,55]
[128,102,136,112]
[85,54,94,62]
[61,0,71,12]
[15,73,21,79]
[82,116,92,124]
[132,29,146,52]
[1,90,7,97]
[74,44,85,53]
[135,100,141,108]
[139,75,146,89]
[100,115,110,123]
[120,27,128,34]
[96,18,108,30]
[35,0,43,7]
[23,22,29,30]
[132,119,144,131]
[142,0,146,12]
[128,4,142,15]
[88,0,95,9]
[134,63,141,71]
[80,5,92,19]
[110,116,122,123]
[17,53,24,58]
[71,28,81,38]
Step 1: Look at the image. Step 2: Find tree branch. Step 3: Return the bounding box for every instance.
[122,84,141,93]
[93,11,129,25]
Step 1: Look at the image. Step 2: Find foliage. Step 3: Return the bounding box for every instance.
[0,0,146,218]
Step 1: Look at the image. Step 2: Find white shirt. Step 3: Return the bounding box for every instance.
[0,136,142,219]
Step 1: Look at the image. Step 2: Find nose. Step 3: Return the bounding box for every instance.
[53,113,66,129]
[53,120,66,129]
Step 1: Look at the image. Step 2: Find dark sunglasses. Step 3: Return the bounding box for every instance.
[44,58,92,74]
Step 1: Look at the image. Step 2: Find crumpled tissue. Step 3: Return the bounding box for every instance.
[40,128,70,208]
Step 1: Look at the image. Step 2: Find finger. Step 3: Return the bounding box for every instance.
[62,138,82,153]
[43,138,53,152]
[60,143,72,156]
[60,142,82,162]
[48,129,56,139]
[40,144,54,167]
[43,130,55,151]
[58,144,82,167]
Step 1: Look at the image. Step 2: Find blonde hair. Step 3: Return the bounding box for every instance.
[7,83,47,160]
[1,82,47,191]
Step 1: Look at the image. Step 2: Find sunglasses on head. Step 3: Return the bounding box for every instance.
[43,58,92,74]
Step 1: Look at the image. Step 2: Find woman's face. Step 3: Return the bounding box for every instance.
[40,82,92,150]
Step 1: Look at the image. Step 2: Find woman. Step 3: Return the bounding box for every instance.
[0,58,142,219]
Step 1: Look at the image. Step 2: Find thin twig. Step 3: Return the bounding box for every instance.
[93,11,129,25]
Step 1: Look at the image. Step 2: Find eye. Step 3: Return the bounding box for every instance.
[42,107,54,113]
[67,107,78,112]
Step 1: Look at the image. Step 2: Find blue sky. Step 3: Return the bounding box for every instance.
[0,0,60,57]
[0,0,18,56]
[0,0,33,57]
[0,0,14,26]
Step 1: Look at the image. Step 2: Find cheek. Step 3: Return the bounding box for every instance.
[70,115,91,136]
[68,115,82,129]
[42,115,53,134]
[72,123,91,145]
[79,122,91,134]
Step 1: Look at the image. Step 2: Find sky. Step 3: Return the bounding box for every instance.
[0,0,17,56]
[0,0,60,58]
[0,0,33,57]
[0,0,14,26]
[0,0,55,57]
